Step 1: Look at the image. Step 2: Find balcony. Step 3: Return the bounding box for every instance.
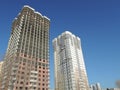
[31,71,38,74]
[30,74,38,78]
[3,76,7,79]
[30,84,37,87]
[30,79,37,82]
[12,67,17,70]
[12,78,16,80]
[11,72,16,75]
[9,82,13,86]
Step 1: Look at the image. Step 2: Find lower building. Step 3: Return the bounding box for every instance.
[105,88,120,90]
[90,83,101,90]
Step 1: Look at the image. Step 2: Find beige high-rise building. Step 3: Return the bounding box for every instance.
[1,5,50,90]
[53,31,89,90]
[0,61,3,75]
[0,61,3,89]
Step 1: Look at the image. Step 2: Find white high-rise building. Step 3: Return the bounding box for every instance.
[53,31,89,90]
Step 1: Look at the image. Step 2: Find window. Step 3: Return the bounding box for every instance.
[22,72,24,74]
[23,63,26,65]
[25,87,28,90]
[22,67,25,70]
[34,87,36,89]
[20,87,23,89]
[24,54,27,57]
[20,82,23,84]
[21,76,24,79]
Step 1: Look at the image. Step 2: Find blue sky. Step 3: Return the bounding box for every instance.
[0,0,120,89]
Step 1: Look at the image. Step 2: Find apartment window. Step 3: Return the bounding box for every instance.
[20,82,23,84]
[19,66,21,69]
[26,77,29,80]
[42,84,45,87]
[22,67,25,70]
[24,54,27,57]
[25,87,28,90]
[39,62,41,65]
[32,61,34,65]
[20,87,23,89]
[23,63,26,65]
[22,72,24,74]
[34,87,36,89]
[21,76,24,79]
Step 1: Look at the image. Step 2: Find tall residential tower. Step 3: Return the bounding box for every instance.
[0,61,3,89]
[1,5,50,90]
[53,31,89,90]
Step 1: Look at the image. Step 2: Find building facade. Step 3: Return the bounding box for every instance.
[0,61,3,77]
[0,61,3,89]
[53,31,89,90]
[1,5,50,90]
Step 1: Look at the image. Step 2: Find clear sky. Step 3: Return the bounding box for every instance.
[0,0,120,89]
